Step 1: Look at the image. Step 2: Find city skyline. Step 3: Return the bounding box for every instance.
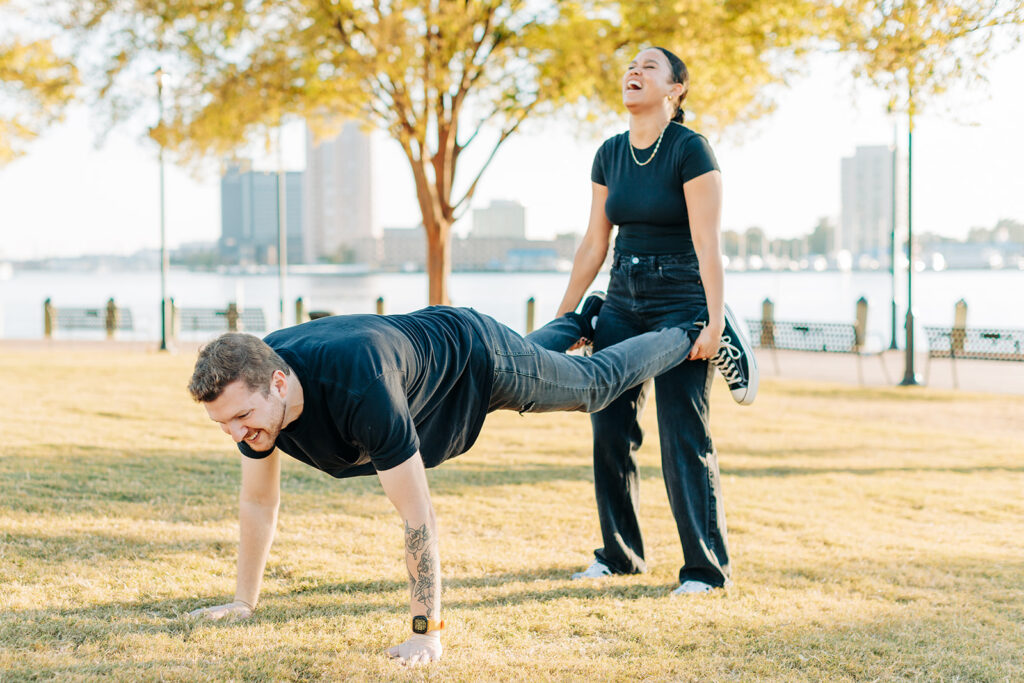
[1,47,1022,260]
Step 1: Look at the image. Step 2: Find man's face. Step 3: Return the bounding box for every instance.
[204,375,287,452]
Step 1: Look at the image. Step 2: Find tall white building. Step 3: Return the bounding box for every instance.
[840,145,895,261]
[303,121,375,263]
[472,199,526,239]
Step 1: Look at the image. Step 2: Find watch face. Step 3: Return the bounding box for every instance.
[412,616,428,634]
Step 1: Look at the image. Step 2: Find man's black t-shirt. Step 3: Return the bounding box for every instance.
[237,307,494,478]
[591,122,719,255]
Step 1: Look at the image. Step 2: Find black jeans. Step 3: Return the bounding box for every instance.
[590,250,730,587]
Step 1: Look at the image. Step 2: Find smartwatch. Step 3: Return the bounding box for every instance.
[412,616,445,634]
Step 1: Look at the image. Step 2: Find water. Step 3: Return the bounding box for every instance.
[1,266,1021,343]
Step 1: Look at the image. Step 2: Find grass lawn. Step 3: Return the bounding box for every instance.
[1,347,1022,681]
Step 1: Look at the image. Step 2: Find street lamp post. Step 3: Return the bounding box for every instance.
[899,103,919,385]
[156,67,169,352]
[277,122,288,329]
[889,116,898,350]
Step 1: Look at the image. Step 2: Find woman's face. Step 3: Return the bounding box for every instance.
[622,48,681,112]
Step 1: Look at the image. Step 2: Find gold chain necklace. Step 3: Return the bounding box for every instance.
[629,125,668,166]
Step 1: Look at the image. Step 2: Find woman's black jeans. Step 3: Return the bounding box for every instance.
[589,250,730,587]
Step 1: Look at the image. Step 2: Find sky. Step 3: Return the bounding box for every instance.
[1,43,1023,260]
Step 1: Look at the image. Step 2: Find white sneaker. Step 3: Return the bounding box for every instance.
[671,580,714,595]
[571,559,613,580]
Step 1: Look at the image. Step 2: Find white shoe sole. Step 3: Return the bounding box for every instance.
[725,303,758,406]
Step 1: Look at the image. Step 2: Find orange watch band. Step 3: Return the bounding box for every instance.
[411,616,445,634]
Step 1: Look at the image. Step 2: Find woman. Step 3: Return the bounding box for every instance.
[556,46,756,594]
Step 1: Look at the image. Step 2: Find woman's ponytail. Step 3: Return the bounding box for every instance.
[655,46,689,125]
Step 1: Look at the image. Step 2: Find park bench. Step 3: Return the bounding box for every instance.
[44,299,134,338]
[177,306,266,333]
[56,307,134,332]
[745,318,890,385]
[924,326,1024,388]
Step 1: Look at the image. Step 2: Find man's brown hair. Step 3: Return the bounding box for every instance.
[188,332,290,402]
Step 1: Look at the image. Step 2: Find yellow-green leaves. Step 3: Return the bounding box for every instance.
[0,1,78,163]
[831,0,1024,123]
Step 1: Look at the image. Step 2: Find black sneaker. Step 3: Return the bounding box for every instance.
[577,290,606,341]
[708,304,758,405]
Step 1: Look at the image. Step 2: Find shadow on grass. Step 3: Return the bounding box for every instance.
[3,555,1021,682]
[6,444,1022,521]
[433,457,1024,486]
[0,445,372,516]
[726,463,1024,478]
[3,606,1019,682]
[2,445,607,504]
[0,528,222,565]
[769,383,969,403]
[0,566,679,648]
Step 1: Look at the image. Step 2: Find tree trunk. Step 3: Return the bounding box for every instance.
[425,220,452,306]
[403,138,455,307]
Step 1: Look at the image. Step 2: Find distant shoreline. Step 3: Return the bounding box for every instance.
[5,261,1024,276]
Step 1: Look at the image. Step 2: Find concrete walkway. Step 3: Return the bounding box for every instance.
[757,348,1024,395]
[0,339,204,354]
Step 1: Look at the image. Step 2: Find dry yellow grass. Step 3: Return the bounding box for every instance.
[1,347,1022,681]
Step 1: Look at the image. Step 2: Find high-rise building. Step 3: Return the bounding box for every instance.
[840,145,895,261]
[220,161,303,265]
[471,199,526,239]
[303,121,375,263]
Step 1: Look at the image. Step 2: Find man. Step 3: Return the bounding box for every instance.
[186,297,756,666]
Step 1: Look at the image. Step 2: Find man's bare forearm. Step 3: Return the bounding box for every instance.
[235,499,278,607]
[376,454,442,624]
[404,519,440,619]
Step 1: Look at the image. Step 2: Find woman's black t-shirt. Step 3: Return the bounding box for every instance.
[591,122,719,255]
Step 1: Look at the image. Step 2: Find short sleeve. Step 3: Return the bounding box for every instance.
[238,441,274,459]
[590,141,607,186]
[346,373,419,471]
[677,134,720,184]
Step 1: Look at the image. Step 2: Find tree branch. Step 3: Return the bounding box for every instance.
[452,98,536,215]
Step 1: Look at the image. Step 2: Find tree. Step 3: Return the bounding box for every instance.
[995,217,1024,243]
[807,216,835,255]
[744,226,769,258]
[829,0,1024,382]
[721,230,742,258]
[67,0,825,304]
[832,0,1024,124]
[0,1,77,163]
[830,0,1024,259]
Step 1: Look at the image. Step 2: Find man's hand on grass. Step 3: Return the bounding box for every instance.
[187,600,254,621]
[386,634,443,666]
